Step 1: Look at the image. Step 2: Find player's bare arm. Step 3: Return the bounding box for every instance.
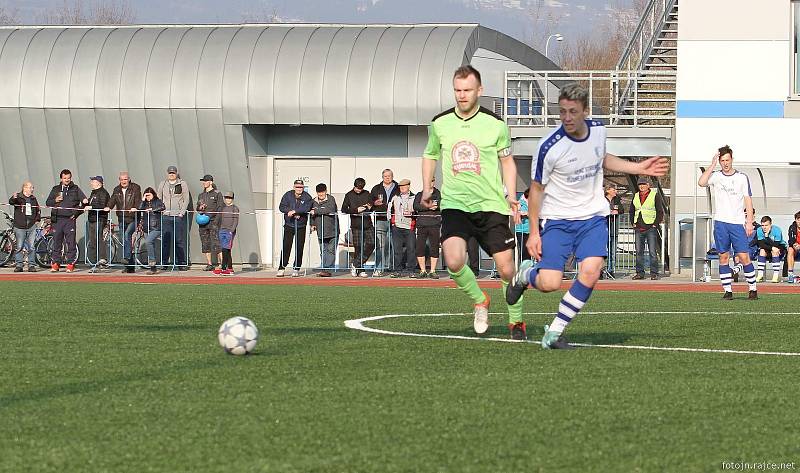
[697,152,719,187]
[744,195,755,237]
[526,181,545,260]
[499,153,521,224]
[420,157,436,208]
[604,153,669,177]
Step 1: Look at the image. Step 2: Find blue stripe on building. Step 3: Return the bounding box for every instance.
[677,101,784,118]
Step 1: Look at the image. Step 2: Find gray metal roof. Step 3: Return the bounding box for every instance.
[0,24,555,125]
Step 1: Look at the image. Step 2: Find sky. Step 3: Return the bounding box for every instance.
[2,0,635,49]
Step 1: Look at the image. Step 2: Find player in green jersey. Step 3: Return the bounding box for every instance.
[419,65,526,340]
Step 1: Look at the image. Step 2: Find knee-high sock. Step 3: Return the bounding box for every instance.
[448,265,485,305]
[757,255,766,277]
[771,255,782,275]
[502,280,524,324]
[719,264,733,293]
[743,262,757,290]
[549,279,593,334]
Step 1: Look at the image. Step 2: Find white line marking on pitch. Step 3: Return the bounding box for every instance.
[344,312,800,357]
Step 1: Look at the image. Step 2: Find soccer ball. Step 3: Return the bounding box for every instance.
[218,316,260,355]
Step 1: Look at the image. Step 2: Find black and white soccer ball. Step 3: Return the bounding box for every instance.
[218,316,260,355]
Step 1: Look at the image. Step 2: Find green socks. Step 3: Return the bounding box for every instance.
[502,280,524,324]
[448,265,485,304]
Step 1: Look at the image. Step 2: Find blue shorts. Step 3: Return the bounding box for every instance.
[713,221,750,255]
[219,229,235,250]
[539,216,608,271]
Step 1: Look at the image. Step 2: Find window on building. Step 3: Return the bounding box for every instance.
[794,1,800,95]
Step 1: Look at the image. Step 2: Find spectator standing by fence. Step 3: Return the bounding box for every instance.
[277,179,312,277]
[138,187,166,275]
[630,177,664,280]
[342,177,374,278]
[389,179,416,277]
[787,211,800,283]
[8,182,40,272]
[197,175,223,271]
[46,169,86,273]
[310,183,338,277]
[370,169,399,277]
[605,183,622,277]
[156,166,190,270]
[83,176,111,271]
[216,191,239,276]
[108,172,142,273]
[755,215,787,283]
[413,177,442,278]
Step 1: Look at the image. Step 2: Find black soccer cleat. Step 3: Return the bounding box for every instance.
[722,291,733,300]
[506,260,533,306]
[748,290,758,300]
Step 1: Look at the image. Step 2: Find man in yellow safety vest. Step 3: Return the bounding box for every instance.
[630,176,664,280]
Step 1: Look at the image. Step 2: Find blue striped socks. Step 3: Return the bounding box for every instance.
[720,264,733,293]
[549,279,593,334]
[743,262,757,290]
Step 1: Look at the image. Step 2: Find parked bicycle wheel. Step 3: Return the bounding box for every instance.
[0,232,15,266]
[35,235,79,268]
[132,232,161,267]
[84,239,117,265]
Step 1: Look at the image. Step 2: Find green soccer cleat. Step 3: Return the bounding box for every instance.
[506,259,534,306]
[541,324,574,350]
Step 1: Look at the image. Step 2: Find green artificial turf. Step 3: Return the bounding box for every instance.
[1,282,799,473]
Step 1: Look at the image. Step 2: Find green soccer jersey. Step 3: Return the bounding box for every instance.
[423,106,512,215]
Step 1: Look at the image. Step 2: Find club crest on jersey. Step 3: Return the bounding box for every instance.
[451,140,481,175]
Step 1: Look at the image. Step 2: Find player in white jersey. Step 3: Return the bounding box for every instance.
[698,145,757,300]
[505,83,668,349]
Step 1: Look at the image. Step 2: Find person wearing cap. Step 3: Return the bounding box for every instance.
[389,179,416,277]
[341,177,374,277]
[8,181,41,272]
[108,172,142,273]
[369,169,400,277]
[156,166,190,270]
[216,191,239,275]
[45,169,86,272]
[196,174,223,271]
[83,176,111,271]
[277,179,313,277]
[629,176,664,280]
[310,183,339,277]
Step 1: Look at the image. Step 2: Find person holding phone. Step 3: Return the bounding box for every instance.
[45,169,86,272]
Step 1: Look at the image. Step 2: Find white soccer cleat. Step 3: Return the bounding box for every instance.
[771,273,780,283]
[473,291,490,335]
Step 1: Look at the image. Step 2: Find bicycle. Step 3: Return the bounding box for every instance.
[0,211,16,266]
[34,217,80,268]
[84,220,124,266]
[130,224,162,267]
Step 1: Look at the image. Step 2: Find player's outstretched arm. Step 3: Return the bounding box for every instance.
[604,153,669,177]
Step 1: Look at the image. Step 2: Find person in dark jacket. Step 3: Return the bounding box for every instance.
[341,177,374,278]
[83,176,111,271]
[629,177,665,280]
[786,211,800,283]
[108,172,142,273]
[45,169,86,272]
[310,182,339,277]
[8,181,41,272]
[277,179,313,277]
[369,169,400,276]
[216,191,239,276]
[413,177,442,278]
[197,174,223,271]
[138,187,166,274]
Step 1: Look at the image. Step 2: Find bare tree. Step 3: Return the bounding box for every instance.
[523,0,562,53]
[38,0,135,25]
[0,5,19,25]
[242,0,281,23]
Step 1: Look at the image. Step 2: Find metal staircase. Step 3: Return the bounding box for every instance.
[613,0,678,126]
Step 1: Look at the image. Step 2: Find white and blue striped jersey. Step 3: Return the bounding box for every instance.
[532,120,608,220]
[707,170,752,225]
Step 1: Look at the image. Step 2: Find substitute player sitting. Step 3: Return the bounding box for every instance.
[505,83,668,349]
[419,65,527,340]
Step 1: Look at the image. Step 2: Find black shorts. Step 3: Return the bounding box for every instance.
[441,209,515,256]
